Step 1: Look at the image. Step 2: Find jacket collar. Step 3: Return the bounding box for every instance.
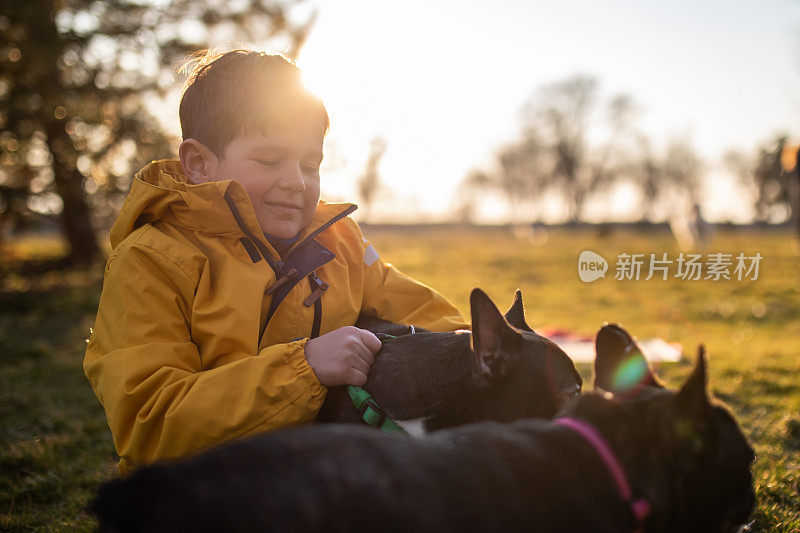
[112,159,357,256]
[220,173,357,256]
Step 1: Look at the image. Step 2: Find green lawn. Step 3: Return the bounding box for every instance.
[1,226,798,531]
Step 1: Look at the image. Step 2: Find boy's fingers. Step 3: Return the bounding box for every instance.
[350,351,371,375]
[355,341,375,366]
[358,329,383,355]
[348,368,368,386]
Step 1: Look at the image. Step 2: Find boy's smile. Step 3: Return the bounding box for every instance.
[195,118,325,240]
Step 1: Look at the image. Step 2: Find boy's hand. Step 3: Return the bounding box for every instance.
[304,327,382,387]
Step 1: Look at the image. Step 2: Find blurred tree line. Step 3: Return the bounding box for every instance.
[0,0,314,264]
[459,74,799,227]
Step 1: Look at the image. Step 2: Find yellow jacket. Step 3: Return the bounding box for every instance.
[84,159,466,475]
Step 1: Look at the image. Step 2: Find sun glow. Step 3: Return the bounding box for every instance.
[292,0,799,223]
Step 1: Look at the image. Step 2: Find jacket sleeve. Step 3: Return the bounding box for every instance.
[360,235,468,332]
[83,239,325,474]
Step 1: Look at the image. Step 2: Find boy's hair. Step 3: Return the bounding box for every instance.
[178,48,329,157]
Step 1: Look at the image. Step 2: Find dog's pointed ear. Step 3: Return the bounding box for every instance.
[671,346,711,463]
[676,345,710,416]
[594,323,661,393]
[504,289,533,332]
[470,288,521,375]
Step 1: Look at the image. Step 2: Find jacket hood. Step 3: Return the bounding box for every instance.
[110,159,356,250]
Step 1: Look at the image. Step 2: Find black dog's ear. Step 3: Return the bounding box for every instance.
[671,346,711,462]
[676,345,710,418]
[594,323,662,393]
[504,289,533,332]
[470,288,522,375]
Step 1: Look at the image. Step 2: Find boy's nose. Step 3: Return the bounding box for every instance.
[278,165,307,192]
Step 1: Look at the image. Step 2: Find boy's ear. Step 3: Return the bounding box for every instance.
[594,323,662,393]
[179,139,220,184]
[504,289,533,332]
[470,288,522,376]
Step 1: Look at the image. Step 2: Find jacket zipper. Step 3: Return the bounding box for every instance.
[284,204,358,260]
[303,271,329,307]
[225,191,357,342]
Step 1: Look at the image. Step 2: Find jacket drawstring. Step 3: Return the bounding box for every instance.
[266,268,298,295]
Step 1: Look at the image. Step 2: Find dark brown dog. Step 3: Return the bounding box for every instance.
[317,288,582,430]
[92,324,754,532]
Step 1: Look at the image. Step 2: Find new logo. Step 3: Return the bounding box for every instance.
[578,250,608,282]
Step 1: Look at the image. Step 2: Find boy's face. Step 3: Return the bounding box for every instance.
[214,119,324,239]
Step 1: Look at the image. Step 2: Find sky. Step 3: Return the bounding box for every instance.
[287,0,800,223]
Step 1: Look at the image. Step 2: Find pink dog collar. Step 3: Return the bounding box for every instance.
[555,417,651,532]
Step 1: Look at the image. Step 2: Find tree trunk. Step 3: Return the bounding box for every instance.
[46,119,100,265]
[31,0,101,265]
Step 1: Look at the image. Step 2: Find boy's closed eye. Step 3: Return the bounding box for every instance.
[302,160,322,174]
[255,159,320,175]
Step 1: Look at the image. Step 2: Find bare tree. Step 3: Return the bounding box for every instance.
[464,75,638,223]
[725,135,796,224]
[357,136,387,223]
[495,134,551,221]
[661,138,703,206]
[626,135,663,221]
[624,134,704,222]
[521,75,597,221]
[590,94,639,199]
[453,168,493,224]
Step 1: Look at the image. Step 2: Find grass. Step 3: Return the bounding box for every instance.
[1,226,798,531]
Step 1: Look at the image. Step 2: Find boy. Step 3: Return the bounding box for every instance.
[84,49,467,475]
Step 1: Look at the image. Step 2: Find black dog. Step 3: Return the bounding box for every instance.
[588,324,755,532]
[317,288,582,430]
[92,324,754,532]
